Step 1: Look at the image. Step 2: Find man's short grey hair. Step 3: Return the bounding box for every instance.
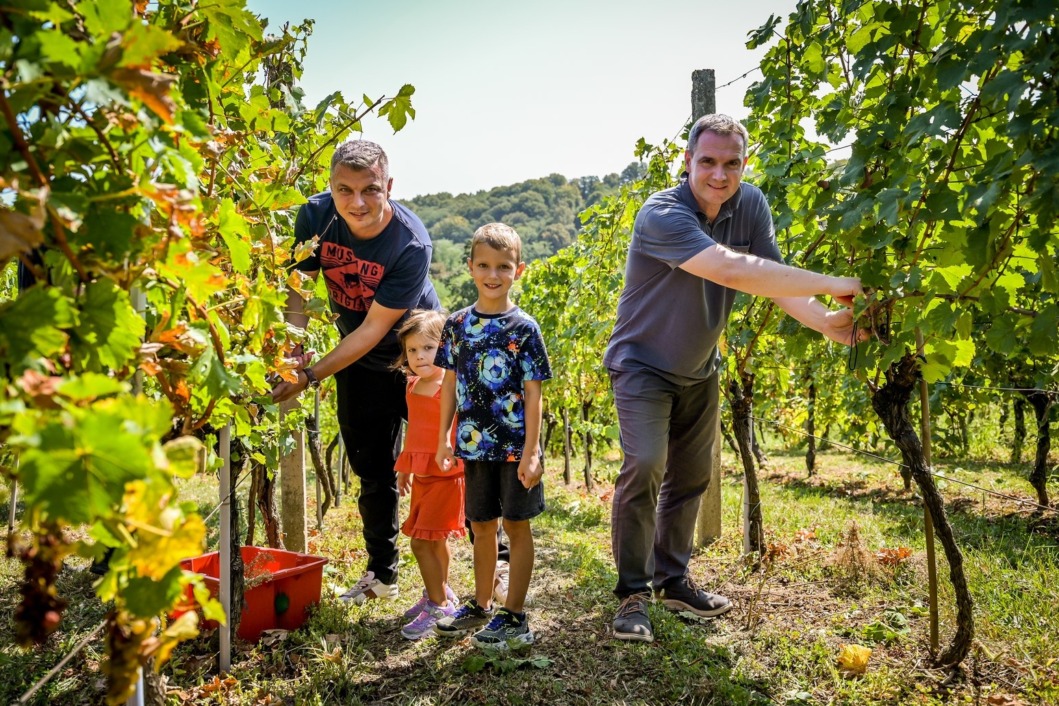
[330,140,389,180]
[688,114,749,161]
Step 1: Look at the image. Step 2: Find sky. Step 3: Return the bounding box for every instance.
[247,0,799,199]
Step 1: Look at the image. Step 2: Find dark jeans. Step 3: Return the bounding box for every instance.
[334,363,407,585]
[609,368,718,597]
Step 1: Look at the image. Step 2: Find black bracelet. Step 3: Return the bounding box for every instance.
[303,366,320,389]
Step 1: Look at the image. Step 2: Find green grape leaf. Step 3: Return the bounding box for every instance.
[81,0,133,36]
[927,264,972,295]
[58,373,127,401]
[379,84,416,132]
[189,347,242,399]
[80,209,141,263]
[118,23,185,68]
[38,31,83,70]
[218,198,251,274]
[163,435,207,479]
[0,287,76,366]
[1027,304,1058,356]
[70,279,146,372]
[123,565,186,616]
[1039,251,1058,294]
[984,316,1019,355]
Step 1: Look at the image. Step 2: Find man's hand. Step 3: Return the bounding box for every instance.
[269,349,315,403]
[820,307,870,346]
[397,472,412,497]
[270,372,308,403]
[289,344,314,369]
[518,453,543,490]
[828,276,863,307]
[436,443,457,474]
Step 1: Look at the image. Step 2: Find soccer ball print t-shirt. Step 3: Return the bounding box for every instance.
[436,306,552,461]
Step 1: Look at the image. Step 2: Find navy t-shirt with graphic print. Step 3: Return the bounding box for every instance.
[292,191,440,371]
[436,306,552,462]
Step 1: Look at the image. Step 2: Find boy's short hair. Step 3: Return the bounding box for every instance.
[392,308,447,373]
[469,222,522,263]
[331,140,389,181]
[688,114,749,161]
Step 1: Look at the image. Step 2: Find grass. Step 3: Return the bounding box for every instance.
[2,442,1058,705]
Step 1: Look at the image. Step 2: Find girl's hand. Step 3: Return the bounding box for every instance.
[436,443,457,474]
[397,472,412,497]
[518,454,543,489]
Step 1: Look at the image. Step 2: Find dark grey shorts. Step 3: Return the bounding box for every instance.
[463,461,546,523]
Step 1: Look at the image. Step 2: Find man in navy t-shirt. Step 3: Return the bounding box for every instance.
[272,140,439,604]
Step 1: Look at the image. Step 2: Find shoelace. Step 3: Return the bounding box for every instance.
[453,600,480,618]
[617,594,650,618]
[483,609,516,630]
[350,575,375,593]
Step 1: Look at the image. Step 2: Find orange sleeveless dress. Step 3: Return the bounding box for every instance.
[396,377,466,541]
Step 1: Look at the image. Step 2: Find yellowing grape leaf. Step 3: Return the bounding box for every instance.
[143,610,199,668]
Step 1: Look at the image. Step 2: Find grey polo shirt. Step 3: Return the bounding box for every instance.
[603,178,782,383]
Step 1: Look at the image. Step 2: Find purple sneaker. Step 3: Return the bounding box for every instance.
[401,599,457,640]
[402,585,458,620]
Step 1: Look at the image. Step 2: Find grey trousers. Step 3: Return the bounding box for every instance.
[609,368,718,597]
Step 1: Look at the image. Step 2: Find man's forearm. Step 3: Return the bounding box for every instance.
[307,321,386,380]
[680,245,860,300]
[772,295,831,333]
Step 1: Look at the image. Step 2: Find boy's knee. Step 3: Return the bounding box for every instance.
[501,518,531,538]
[471,519,499,537]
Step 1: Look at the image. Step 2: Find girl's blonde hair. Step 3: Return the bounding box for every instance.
[392,308,447,374]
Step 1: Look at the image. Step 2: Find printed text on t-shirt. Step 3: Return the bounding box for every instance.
[321,241,385,312]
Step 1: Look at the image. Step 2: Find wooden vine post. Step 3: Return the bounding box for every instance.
[691,68,723,547]
[218,424,233,673]
[280,400,307,552]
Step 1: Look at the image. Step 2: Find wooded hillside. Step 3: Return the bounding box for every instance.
[404,163,644,307]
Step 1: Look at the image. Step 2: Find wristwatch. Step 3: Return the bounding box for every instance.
[302,366,320,389]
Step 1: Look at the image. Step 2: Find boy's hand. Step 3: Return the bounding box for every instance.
[397,472,412,497]
[436,443,457,474]
[518,453,543,489]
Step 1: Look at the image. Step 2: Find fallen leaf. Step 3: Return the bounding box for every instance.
[259,629,288,647]
[795,528,817,542]
[837,643,872,675]
[876,546,913,566]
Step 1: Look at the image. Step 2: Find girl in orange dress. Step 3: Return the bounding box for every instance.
[393,310,466,639]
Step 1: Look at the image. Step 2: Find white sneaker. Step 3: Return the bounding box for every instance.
[339,571,399,604]
[493,561,510,607]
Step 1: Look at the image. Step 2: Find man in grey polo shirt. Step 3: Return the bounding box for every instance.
[604,114,865,643]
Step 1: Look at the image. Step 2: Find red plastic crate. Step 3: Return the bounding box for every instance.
[179,546,328,642]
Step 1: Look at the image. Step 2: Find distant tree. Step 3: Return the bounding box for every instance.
[620,161,646,184]
[432,214,473,241]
